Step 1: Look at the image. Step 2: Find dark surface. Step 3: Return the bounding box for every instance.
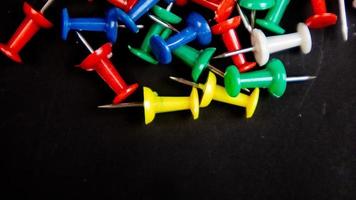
[0,0,355,199]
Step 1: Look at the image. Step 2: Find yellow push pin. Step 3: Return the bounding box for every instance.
[170,72,260,118]
[99,87,200,125]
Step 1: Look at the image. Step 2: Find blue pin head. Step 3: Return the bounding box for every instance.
[61,8,71,40]
[150,35,172,64]
[105,8,119,43]
[110,8,139,33]
[186,12,212,46]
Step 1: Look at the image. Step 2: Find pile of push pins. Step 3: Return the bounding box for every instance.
[0,0,352,124]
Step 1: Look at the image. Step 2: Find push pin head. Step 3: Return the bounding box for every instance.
[128,4,182,64]
[306,0,337,28]
[170,72,260,118]
[113,0,159,33]
[143,87,200,124]
[255,0,291,34]
[151,12,212,64]
[239,0,275,10]
[173,45,216,82]
[107,0,138,12]
[0,2,53,63]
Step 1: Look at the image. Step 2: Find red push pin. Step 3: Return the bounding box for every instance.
[107,0,138,12]
[175,0,236,22]
[211,16,256,72]
[76,32,139,105]
[0,0,55,63]
[306,0,337,28]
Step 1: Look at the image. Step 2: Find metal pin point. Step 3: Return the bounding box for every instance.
[98,102,144,109]
[169,76,200,88]
[237,4,252,32]
[207,64,225,78]
[75,32,94,53]
[286,76,317,82]
[338,0,348,41]
[40,0,55,13]
[213,47,254,59]
[251,10,256,29]
[148,14,180,33]
[166,2,174,11]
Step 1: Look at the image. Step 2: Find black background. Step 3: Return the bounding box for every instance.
[0,0,355,199]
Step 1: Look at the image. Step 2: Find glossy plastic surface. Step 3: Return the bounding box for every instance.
[150,12,212,64]
[173,45,216,82]
[192,0,236,22]
[211,16,256,72]
[0,2,53,63]
[239,0,275,10]
[128,5,182,64]
[77,43,139,104]
[107,0,138,12]
[61,8,118,43]
[143,87,200,124]
[224,59,287,98]
[198,72,260,118]
[114,0,159,33]
[256,0,290,34]
[306,0,337,28]
[251,23,312,66]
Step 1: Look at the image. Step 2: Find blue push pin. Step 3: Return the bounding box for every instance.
[150,12,212,64]
[62,8,119,43]
[112,0,159,33]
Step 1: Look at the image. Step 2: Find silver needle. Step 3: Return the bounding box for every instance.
[148,14,180,33]
[40,0,55,13]
[98,102,143,109]
[338,0,348,41]
[286,76,317,82]
[213,47,255,59]
[75,32,94,53]
[237,4,252,32]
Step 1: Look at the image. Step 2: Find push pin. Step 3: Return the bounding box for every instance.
[111,0,159,33]
[224,58,316,97]
[306,0,337,29]
[175,0,236,22]
[99,87,200,125]
[128,3,182,64]
[150,12,212,64]
[338,0,348,41]
[211,16,256,72]
[170,72,260,118]
[255,0,291,34]
[174,45,224,82]
[214,23,312,66]
[107,0,138,12]
[239,0,276,28]
[0,0,55,63]
[76,32,139,104]
[61,8,144,43]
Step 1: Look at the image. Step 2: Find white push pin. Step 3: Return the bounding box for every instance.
[214,23,312,66]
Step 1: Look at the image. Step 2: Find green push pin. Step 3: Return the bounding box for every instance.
[224,58,316,97]
[256,0,291,34]
[239,0,275,28]
[239,0,275,10]
[173,45,222,82]
[128,4,182,64]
